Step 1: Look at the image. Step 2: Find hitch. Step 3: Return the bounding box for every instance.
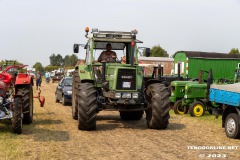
[34,88,45,107]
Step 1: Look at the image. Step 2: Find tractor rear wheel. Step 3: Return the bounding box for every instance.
[189,101,205,117]
[145,83,170,129]
[173,100,188,115]
[16,84,33,124]
[77,83,97,130]
[120,111,143,120]
[12,96,23,134]
[72,70,79,120]
[225,113,240,139]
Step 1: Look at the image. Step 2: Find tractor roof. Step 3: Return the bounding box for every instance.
[93,30,143,43]
[173,51,240,59]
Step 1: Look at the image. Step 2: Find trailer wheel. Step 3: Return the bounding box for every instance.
[225,113,240,139]
[72,70,79,120]
[77,83,97,130]
[173,100,188,115]
[12,96,23,134]
[120,111,143,120]
[145,83,170,129]
[189,101,205,117]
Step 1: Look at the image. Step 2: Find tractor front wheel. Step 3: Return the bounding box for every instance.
[15,84,33,124]
[12,96,23,134]
[189,101,205,117]
[173,100,188,115]
[225,113,240,139]
[145,83,170,129]
[77,83,97,130]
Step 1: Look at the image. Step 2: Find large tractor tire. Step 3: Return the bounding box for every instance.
[77,83,97,130]
[173,100,188,115]
[120,111,144,121]
[145,83,170,129]
[225,113,240,139]
[72,70,79,120]
[12,96,23,134]
[16,85,33,124]
[189,101,205,117]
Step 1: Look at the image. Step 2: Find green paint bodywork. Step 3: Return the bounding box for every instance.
[182,83,207,106]
[76,32,144,95]
[174,51,240,80]
[169,81,197,103]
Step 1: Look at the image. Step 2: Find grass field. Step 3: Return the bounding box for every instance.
[0,83,239,160]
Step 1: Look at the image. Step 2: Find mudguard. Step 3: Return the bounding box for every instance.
[15,73,33,86]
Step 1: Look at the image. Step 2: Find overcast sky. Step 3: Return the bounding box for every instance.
[0,0,240,67]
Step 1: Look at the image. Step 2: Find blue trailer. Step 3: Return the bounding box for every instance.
[210,83,240,139]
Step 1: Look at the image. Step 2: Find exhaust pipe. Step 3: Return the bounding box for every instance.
[177,63,180,80]
[206,69,213,101]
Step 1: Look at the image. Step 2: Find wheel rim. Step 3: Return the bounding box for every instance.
[193,104,204,116]
[226,118,236,135]
[177,103,186,115]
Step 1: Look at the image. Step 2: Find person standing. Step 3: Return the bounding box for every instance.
[36,71,42,90]
[45,71,50,83]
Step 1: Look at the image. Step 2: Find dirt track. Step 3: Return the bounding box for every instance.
[1,82,240,160]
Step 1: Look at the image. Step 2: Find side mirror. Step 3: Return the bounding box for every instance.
[73,44,79,53]
[145,48,150,57]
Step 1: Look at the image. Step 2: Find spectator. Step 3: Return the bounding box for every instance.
[36,71,42,90]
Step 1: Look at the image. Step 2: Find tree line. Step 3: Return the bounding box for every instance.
[33,54,78,72]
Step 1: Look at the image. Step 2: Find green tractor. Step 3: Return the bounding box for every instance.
[170,81,197,114]
[174,69,223,117]
[72,28,171,130]
[170,70,208,115]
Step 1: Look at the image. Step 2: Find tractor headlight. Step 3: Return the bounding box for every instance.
[0,97,3,105]
[115,93,121,99]
[122,93,131,99]
[184,95,187,99]
[132,93,138,99]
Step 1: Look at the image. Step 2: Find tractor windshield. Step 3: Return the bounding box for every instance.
[93,42,135,64]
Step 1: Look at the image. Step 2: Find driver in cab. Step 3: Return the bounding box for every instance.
[98,43,117,62]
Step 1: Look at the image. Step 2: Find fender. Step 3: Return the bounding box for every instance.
[15,73,33,85]
[222,106,240,128]
[77,65,92,81]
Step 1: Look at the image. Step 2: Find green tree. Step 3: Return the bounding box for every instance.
[64,54,78,66]
[33,62,44,72]
[229,48,239,54]
[150,45,169,57]
[49,53,64,66]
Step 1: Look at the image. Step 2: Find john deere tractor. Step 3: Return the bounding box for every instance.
[72,28,170,130]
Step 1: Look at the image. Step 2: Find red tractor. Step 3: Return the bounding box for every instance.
[0,65,45,134]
